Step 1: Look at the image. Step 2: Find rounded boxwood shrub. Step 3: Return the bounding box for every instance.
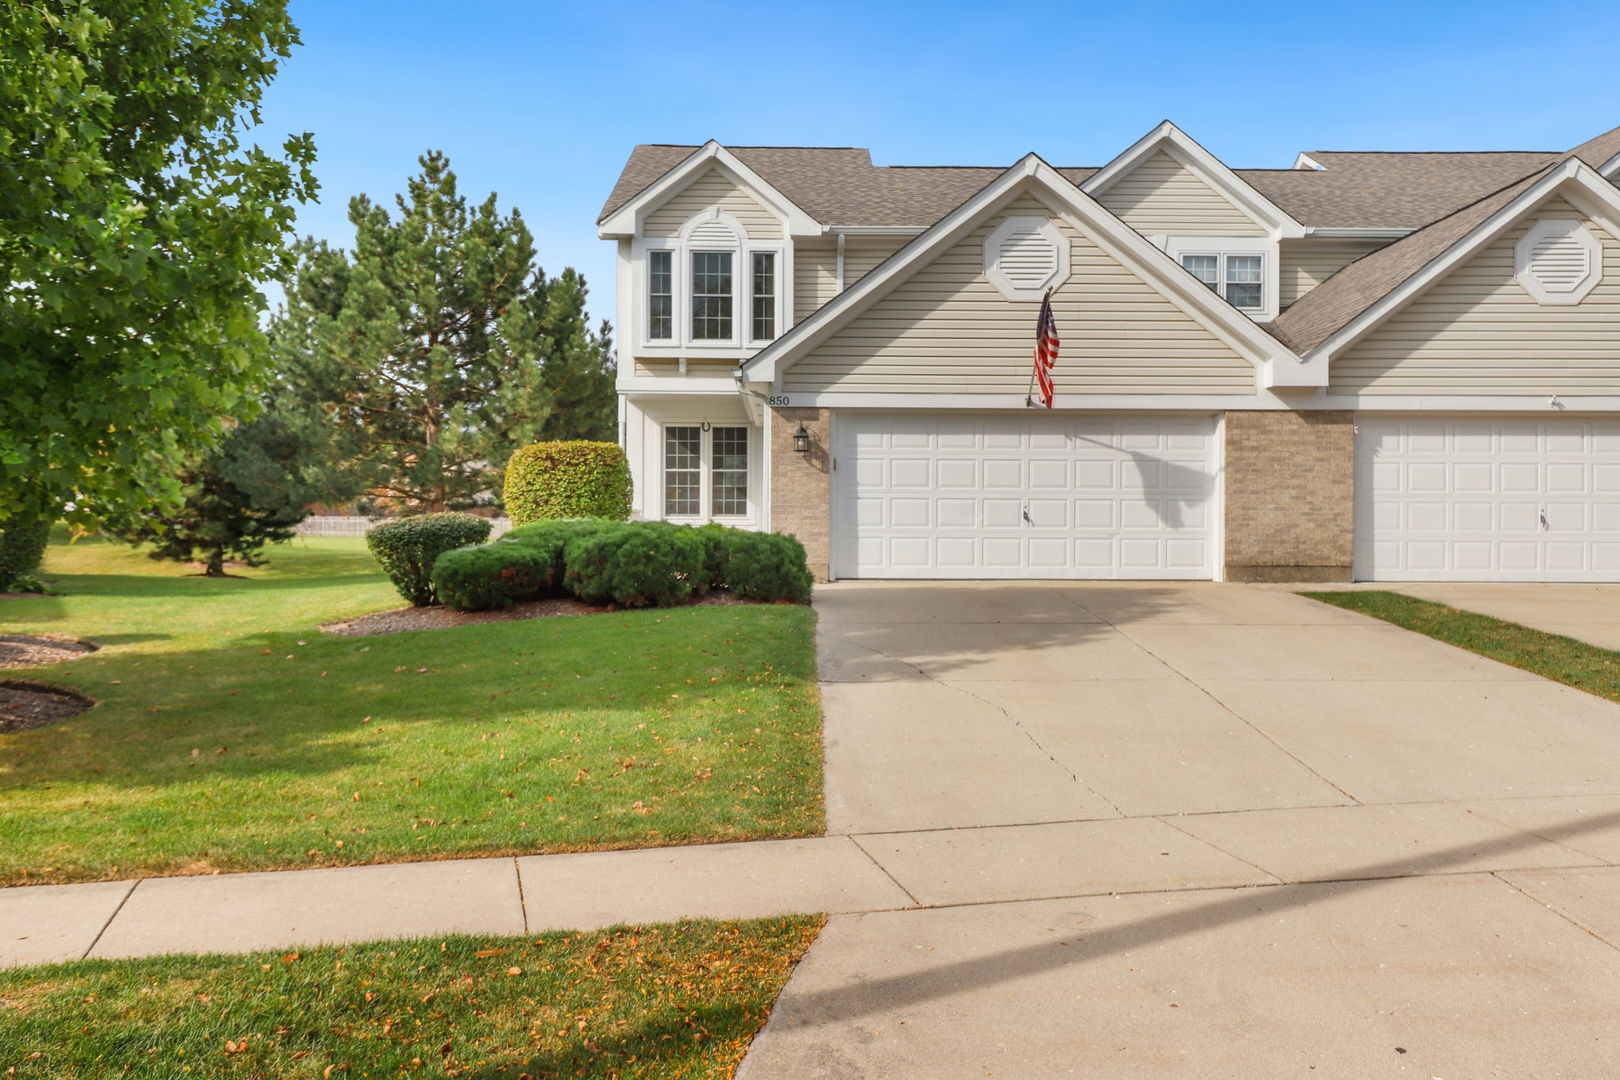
[504,442,631,526]
[562,521,706,608]
[503,517,618,581]
[721,531,814,603]
[0,515,51,592]
[366,513,492,606]
[431,542,556,611]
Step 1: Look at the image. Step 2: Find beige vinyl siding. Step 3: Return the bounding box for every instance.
[841,239,908,287]
[1278,238,1391,308]
[794,241,838,324]
[784,193,1255,395]
[1332,197,1620,395]
[1096,150,1267,237]
[632,357,738,377]
[792,237,910,325]
[643,167,782,239]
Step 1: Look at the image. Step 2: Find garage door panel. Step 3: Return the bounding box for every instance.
[834,412,1216,580]
[1355,417,1620,582]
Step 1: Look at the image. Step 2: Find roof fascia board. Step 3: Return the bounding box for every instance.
[1601,151,1620,179]
[742,155,1309,387]
[1082,121,1309,239]
[1313,159,1619,361]
[597,141,822,238]
[1292,152,1326,171]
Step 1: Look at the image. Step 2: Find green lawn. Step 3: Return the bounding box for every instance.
[0,536,823,885]
[1302,589,1620,701]
[0,916,822,1079]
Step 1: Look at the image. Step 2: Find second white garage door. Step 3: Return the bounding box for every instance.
[832,413,1218,579]
[1356,416,1620,581]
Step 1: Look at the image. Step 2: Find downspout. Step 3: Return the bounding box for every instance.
[835,231,846,292]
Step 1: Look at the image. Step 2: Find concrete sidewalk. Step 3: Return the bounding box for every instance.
[7,794,1620,966]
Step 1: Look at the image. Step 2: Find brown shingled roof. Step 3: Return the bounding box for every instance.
[1571,124,1620,170]
[1240,152,1557,229]
[1266,163,1559,354]
[600,145,1568,232]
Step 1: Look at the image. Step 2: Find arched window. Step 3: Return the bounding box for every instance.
[640,209,783,351]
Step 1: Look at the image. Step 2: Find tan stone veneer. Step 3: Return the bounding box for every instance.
[769,407,831,580]
[1223,410,1355,583]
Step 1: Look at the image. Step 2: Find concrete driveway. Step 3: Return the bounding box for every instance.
[740,581,1620,1079]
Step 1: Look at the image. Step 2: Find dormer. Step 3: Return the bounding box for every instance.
[1083,122,1306,322]
[601,142,822,365]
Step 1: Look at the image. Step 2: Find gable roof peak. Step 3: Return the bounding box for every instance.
[1082,121,1307,237]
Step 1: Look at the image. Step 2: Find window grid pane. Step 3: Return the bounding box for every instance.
[691,251,733,339]
[664,426,702,516]
[648,250,673,339]
[1181,254,1219,290]
[711,427,749,517]
[1224,255,1263,308]
[751,252,776,341]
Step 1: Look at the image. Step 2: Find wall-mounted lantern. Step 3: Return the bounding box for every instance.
[793,424,810,453]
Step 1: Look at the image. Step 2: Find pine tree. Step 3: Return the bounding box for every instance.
[115,401,330,577]
[272,151,616,513]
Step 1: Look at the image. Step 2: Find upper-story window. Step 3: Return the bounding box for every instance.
[1180,251,1265,312]
[751,253,776,340]
[691,252,733,339]
[639,211,783,353]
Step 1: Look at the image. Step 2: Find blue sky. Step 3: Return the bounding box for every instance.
[259,0,1620,326]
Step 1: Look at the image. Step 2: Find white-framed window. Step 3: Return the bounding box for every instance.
[648,250,673,339]
[662,423,752,521]
[636,210,785,355]
[1159,235,1277,320]
[690,250,734,339]
[750,251,777,341]
[1180,251,1266,311]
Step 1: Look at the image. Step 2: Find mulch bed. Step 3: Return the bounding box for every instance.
[0,681,93,733]
[0,634,98,669]
[322,589,756,638]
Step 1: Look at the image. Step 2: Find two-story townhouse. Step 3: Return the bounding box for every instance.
[598,121,1620,583]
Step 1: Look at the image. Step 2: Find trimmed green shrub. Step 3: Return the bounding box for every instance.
[720,531,814,603]
[691,523,733,595]
[504,441,631,525]
[431,542,557,611]
[562,522,706,608]
[0,515,51,592]
[502,518,617,582]
[366,513,492,606]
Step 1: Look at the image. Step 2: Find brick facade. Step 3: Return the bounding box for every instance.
[1223,410,1355,583]
[769,407,831,580]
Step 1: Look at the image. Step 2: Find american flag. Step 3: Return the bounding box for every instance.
[1032,291,1060,408]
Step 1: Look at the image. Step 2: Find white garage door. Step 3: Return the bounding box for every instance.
[833,413,1218,579]
[1356,417,1620,581]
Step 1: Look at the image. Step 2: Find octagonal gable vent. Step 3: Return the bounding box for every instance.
[1515,218,1602,305]
[984,215,1069,301]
